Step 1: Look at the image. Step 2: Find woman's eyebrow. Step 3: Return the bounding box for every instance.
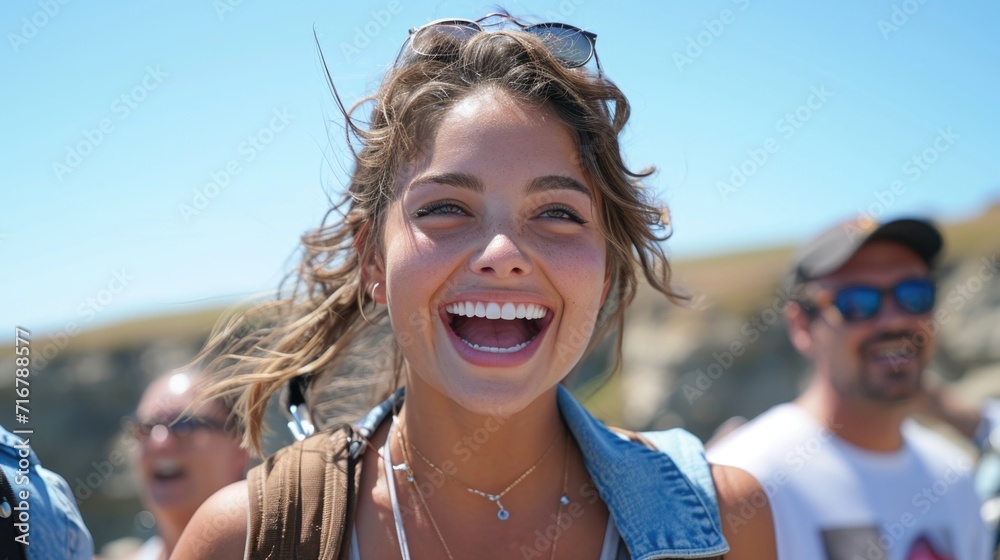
[409,172,483,193]
[407,172,591,199]
[527,175,592,199]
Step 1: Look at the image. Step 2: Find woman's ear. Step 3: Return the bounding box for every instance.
[355,223,387,304]
[600,274,612,308]
[360,255,387,305]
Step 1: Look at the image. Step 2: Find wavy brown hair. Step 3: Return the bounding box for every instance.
[193,24,682,455]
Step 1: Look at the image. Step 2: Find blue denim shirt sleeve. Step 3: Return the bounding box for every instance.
[0,425,95,560]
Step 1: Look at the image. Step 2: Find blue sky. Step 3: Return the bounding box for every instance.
[2,0,998,341]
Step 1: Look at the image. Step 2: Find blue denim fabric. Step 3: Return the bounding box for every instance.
[356,387,728,559]
[0,425,94,560]
[557,386,728,559]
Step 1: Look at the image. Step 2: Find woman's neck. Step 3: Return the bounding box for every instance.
[398,380,567,494]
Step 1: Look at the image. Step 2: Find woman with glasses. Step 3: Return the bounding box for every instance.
[173,12,776,559]
[126,371,249,560]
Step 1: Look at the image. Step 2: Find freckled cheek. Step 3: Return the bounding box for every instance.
[539,240,608,304]
[383,233,460,334]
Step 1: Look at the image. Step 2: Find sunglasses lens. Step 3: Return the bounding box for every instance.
[834,287,882,321]
[895,279,935,314]
[525,24,593,67]
[411,21,481,57]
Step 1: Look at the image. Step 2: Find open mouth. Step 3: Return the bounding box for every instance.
[863,339,918,368]
[444,301,550,354]
[151,459,186,482]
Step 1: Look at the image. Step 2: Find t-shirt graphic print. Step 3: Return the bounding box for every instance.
[821,526,955,560]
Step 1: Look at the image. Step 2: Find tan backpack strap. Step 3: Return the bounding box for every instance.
[247,425,360,560]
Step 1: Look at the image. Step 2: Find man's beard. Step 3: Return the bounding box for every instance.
[856,330,929,402]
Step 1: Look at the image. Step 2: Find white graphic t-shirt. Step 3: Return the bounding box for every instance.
[708,404,991,560]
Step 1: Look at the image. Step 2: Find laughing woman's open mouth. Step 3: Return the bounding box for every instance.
[441,299,553,365]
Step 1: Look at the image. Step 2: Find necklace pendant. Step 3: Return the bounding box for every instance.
[560,495,569,505]
[494,497,510,521]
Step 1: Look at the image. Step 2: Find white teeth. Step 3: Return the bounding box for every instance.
[459,337,535,354]
[501,302,516,320]
[153,459,182,477]
[444,301,549,321]
[486,302,502,319]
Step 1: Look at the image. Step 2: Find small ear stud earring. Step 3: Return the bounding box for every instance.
[371,282,380,302]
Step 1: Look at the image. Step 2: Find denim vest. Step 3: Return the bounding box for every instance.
[0,425,94,560]
[356,387,729,559]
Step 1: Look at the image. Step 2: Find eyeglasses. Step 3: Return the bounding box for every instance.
[809,278,936,322]
[399,13,598,69]
[124,415,229,443]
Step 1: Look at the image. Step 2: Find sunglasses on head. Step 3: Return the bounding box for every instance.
[807,278,936,322]
[399,12,598,68]
[124,415,228,442]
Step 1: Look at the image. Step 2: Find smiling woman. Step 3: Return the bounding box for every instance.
[171,12,775,560]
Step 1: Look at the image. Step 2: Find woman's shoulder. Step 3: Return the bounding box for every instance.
[171,481,248,560]
[608,426,776,559]
[709,463,777,559]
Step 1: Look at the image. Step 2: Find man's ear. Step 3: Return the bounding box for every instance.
[785,301,816,358]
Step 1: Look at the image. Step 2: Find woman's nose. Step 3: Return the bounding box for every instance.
[468,229,532,278]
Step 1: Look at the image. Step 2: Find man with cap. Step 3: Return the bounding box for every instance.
[707,217,992,560]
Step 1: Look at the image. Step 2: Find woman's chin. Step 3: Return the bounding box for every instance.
[418,373,556,419]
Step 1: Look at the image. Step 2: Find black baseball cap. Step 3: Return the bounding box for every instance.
[789,217,943,286]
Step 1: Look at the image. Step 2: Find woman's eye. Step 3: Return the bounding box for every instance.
[539,205,587,224]
[413,201,466,218]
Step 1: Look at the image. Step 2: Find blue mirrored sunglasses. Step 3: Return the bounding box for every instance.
[399,13,597,68]
[826,278,936,322]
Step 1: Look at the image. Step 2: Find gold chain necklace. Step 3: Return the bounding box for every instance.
[391,417,572,560]
[403,424,559,521]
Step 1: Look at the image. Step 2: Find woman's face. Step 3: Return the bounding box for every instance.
[375,88,610,415]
